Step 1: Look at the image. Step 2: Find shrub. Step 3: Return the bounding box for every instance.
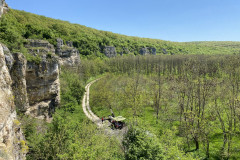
[123,126,164,160]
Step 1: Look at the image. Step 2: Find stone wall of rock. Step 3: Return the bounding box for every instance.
[55,38,80,67]
[0,44,26,160]
[25,57,60,121]
[23,40,60,121]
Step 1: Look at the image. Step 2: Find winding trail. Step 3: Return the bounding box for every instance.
[82,79,127,139]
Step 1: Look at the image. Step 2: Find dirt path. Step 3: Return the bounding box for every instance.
[82,79,127,139]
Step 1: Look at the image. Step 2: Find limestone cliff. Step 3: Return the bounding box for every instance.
[1,38,80,121]
[56,38,80,67]
[0,39,62,159]
[23,39,60,121]
[0,44,26,160]
[0,36,79,159]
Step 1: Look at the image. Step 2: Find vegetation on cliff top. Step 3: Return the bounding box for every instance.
[1,9,240,57]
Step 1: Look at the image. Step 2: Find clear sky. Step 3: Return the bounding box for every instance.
[6,0,240,42]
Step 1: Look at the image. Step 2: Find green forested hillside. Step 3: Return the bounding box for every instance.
[1,9,240,56]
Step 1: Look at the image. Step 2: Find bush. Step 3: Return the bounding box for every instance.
[123,126,164,160]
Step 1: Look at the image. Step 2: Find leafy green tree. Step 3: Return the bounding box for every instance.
[123,126,164,160]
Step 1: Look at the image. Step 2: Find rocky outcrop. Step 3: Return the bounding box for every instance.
[55,38,80,67]
[25,57,60,121]
[104,46,117,58]
[139,47,156,55]
[0,44,26,160]
[25,39,55,55]
[56,38,63,55]
[3,44,14,71]
[0,0,8,18]
[0,37,80,159]
[23,39,60,121]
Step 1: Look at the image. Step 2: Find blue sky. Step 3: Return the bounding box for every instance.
[6,0,240,42]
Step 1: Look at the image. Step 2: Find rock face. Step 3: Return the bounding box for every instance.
[25,57,60,120]
[25,39,55,54]
[0,44,26,160]
[104,46,117,57]
[23,39,60,121]
[11,53,29,112]
[139,47,157,55]
[0,0,8,17]
[0,38,79,159]
[55,38,80,67]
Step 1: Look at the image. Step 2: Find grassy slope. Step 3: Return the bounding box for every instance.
[1,9,240,56]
